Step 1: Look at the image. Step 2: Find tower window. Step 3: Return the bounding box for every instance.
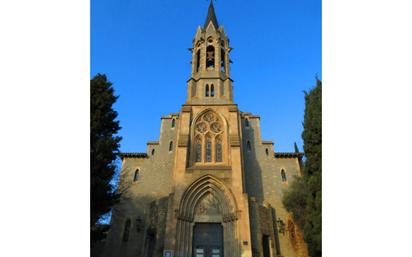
[123,218,131,242]
[171,118,175,128]
[247,140,251,151]
[210,84,215,97]
[245,119,249,127]
[205,84,209,97]
[196,49,201,72]
[265,148,269,156]
[133,169,140,182]
[151,149,155,156]
[206,45,215,69]
[281,169,287,182]
[221,49,225,72]
[169,141,173,152]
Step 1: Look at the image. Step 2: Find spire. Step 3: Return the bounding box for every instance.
[204,0,219,29]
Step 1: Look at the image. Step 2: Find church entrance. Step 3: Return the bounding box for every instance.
[193,223,223,257]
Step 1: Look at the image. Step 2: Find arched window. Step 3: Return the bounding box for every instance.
[205,84,209,97]
[206,45,215,69]
[221,48,225,72]
[265,148,269,156]
[247,140,251,151]
[151,149,155,156]
[245,118,249,127]
[169,141,173,152]
[215,136,222,162]
[281,169,287,182]
[122,219,131,242]
[133,169,140,182]
[171,118,175,128]
[210,84,215,97]
[193,111,225,165]
[196,49,201,72]
[205,136,212,162]
[195,136,202,162]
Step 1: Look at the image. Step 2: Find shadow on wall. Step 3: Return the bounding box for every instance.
[101,194,171,257]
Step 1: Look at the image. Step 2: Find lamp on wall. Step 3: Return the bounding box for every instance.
[276,218,286,235]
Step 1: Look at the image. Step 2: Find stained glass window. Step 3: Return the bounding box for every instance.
[206,137,212,162]
[196,139,202,162]
[215,138,222,162]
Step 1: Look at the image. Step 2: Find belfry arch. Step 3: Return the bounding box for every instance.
[175,175,240,257]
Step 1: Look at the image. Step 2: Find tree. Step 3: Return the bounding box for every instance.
[282,78,322,257]
[91,74,122,243]
[302,78,322,257]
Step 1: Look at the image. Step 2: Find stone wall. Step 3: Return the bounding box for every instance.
[103,114,178,257]
[241,112,307,257]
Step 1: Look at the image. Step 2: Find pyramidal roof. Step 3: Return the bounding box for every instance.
[204,1,219,29]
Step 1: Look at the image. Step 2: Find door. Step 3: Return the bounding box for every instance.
[193,223,223,257]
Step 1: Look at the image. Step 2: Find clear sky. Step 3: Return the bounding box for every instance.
[91,0,321,153]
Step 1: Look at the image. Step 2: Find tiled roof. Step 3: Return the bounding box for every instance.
[119,152,148,159]
[274,152,304,158]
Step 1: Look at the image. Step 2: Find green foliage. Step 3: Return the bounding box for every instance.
[282,176,308,226]
[91,74,122,242]
[282,78,322,257]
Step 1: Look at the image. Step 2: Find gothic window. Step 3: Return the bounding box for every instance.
[245,118,249,127]
[215,136,222,162]
[247,140,251,151]
[196,49,201,72]
[123,218,131,242]
[265,148,269,156]
[133,169,140,182]
[206,45,215,69]
[281,169,287,182]
[211,84,215,97]
[151,149,155,156]
[171,118,175,128]
[205,136,212,162]
[169,141,173,152]
[205,84,209,97]
[220,49,225,72]
[193,111,224,165]
[195,136,202,162]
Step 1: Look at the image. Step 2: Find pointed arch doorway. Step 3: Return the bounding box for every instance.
[175,175,239,257]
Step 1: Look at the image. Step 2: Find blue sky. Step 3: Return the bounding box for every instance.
[91,0,321,153]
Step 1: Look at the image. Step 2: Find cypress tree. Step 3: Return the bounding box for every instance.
[91,74,122,242]
[282,78,322,257]
[302,78,322,257]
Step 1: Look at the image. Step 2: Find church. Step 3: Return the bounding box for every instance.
[102,2,308,257]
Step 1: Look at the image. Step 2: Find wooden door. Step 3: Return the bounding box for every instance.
[193,223,223,257]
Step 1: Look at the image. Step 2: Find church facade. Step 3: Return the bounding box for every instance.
[102,3,308,257]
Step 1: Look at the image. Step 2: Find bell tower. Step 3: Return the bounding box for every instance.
[187,1,234,104]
